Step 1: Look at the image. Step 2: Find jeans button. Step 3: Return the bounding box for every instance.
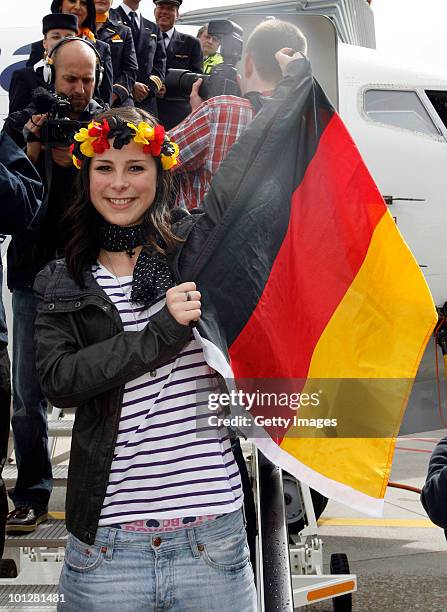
[75,301,81,308]
[48,303,55,311]
[197,544,204,552]
[153,536,162,547]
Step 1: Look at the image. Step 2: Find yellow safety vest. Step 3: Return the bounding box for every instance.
[203,53,224,75]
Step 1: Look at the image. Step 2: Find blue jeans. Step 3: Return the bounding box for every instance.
[58,509,257,612]
[9,289,52,510]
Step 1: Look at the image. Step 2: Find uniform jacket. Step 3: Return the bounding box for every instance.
[96,15,138,106]
[8,66,46,114]
[157,28,203,129]
[111,7,166,98]
[27,38,114,106]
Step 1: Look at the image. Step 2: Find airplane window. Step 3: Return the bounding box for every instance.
[364,90,440,136]
[425,90,447,130]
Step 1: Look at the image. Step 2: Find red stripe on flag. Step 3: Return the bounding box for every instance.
[229,113,387,379]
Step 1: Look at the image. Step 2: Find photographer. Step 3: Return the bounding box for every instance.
[2,38,106,535]
[169,19,307,210]
[0,131,43,556]
[9,13,79,114]
[27,0,113,106]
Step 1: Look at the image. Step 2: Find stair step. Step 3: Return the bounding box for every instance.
[0,584,59,607]
[4,518,68,548]
[48,419,74,436]
[9,419,74,439]
[3,464,68,487]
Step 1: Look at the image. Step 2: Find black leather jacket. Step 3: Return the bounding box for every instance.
[33,211,215,543]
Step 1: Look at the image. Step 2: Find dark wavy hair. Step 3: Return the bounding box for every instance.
[64,107,182,287]
[51,0,97,34]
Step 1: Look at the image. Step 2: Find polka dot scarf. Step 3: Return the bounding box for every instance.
[98,221,174,306]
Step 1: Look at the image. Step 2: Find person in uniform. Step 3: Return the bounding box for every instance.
[154,0,203,129]
[9,13,79,114]
[27,0,113,105]
[111,0,166,116]
[95,0,138,107]
[197,24,223,75]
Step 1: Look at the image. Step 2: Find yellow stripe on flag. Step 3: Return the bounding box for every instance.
[280,212,437,500]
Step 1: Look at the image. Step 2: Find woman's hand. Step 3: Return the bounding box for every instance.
[166,282,201,326]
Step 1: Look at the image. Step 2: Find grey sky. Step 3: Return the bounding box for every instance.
[1,0,447,71]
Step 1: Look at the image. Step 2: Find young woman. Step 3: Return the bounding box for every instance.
[27,0,113,105]
[33,106,257,611]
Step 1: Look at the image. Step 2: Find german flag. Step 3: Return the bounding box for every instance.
[185,58,437,514]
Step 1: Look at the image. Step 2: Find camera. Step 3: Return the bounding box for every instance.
[165,20,244,101]
[29,88,81,148]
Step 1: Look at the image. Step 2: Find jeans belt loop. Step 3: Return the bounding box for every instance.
[105,528,116,560]
[187,525,200,558]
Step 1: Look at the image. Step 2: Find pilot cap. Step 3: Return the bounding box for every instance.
[153,0,182,6]
[42,13,79,35]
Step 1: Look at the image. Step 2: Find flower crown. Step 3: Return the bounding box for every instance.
[70,116,180,170]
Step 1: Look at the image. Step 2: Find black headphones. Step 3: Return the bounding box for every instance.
[43,36,104,88]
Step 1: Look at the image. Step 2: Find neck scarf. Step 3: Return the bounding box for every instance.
[98,222,174,306]
[96,11,109,24]
[79,27,96,42]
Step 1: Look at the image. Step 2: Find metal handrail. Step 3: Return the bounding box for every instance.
[257,450,294,612]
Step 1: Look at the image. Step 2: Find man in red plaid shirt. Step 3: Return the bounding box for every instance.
[169,19,307,210]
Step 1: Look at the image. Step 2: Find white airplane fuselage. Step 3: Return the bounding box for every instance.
[338,43,447,307]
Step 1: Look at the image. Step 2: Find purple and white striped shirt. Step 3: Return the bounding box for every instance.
[93,263,243,526]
